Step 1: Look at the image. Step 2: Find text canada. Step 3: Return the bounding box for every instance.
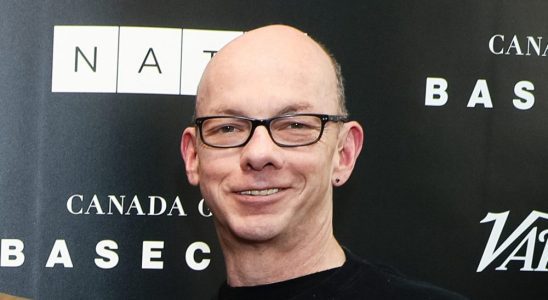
[489,34,548,56]
[66,194,212,217]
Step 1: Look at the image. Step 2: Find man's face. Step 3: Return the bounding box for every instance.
[183,27,344,244]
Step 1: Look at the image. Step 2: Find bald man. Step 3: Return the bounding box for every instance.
[182,25,466,300]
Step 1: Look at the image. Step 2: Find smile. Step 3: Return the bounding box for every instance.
[239,188,280,196]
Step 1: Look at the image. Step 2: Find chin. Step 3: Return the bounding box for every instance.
[230,217,283,243]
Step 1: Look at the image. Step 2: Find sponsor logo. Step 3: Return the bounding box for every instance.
[424,34,548,110]
[0,239,211,271]
[0,194,215,270]
[51,26,242,95]
[66,194,212,217]
[489,34,548,56]
[477,210,548,272]
[424,77,535,110]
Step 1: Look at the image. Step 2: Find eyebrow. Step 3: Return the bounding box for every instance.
[276,104,313,116]
[210,103,314,118]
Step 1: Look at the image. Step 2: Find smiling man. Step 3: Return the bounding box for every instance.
[181,24,466,300]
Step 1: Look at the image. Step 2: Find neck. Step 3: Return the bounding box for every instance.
[218,220,345,287]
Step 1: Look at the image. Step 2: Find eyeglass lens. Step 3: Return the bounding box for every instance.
[200,115,323,147]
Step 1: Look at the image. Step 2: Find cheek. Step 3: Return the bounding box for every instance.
[292,148,335,183]
[197,149,238,195]
[198,148,237,176]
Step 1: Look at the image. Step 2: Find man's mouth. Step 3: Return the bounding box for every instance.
[239,188,281,196]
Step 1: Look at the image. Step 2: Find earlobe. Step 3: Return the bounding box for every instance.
[332,121,364,186]
[181,127,200,186]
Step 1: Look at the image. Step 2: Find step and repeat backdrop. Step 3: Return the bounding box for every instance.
[1,1,548,299]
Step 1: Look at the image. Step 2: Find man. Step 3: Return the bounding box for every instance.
[181,24,466,299]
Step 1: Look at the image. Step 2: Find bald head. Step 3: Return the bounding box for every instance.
[196,25,346,117]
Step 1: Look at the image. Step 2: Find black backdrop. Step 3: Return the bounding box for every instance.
[1,1,548,299]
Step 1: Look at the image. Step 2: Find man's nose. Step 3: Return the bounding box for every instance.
[240,125,283,171]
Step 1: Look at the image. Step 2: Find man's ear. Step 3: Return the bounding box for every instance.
[181,127,200,186]
[332,121,364,186]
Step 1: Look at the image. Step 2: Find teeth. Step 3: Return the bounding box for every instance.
[240,188,280,196]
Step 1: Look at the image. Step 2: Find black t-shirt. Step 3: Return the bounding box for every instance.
[215,248,468,300]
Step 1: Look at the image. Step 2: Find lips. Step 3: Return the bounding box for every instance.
[239,188,280,196]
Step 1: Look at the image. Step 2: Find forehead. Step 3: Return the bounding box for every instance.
[196,26,339,117]
[197,75,337,118]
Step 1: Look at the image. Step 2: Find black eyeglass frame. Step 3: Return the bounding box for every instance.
[194,113,349,148]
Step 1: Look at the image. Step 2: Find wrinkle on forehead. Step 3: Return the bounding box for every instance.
[196,25,339,116]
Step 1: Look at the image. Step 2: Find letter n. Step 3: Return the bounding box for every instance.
[75,46,97,72]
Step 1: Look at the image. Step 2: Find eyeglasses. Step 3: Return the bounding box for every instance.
[194,113,348,148]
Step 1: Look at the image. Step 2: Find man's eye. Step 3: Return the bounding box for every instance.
[285,121,318,130]
[218,125,237,133]
[288,122,307,129]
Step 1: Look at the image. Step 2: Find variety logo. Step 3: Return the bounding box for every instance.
[477,210,548,272]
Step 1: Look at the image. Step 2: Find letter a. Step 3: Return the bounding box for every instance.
[46,240,73,268]
[496,227,537,271]
[467,79,493,108]
[138,48,162,74]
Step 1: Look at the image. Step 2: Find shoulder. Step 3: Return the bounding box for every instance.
[325,248,469,300]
